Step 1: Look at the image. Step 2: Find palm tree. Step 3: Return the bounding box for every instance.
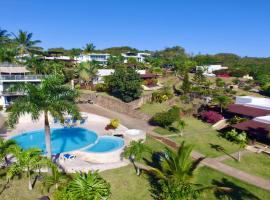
[213,95,232,113]
[12,30,41,55]
[83,43,95,53]
[148,141,226,199]
[8,75,80,159]
[68,171,111,199]
[124,140,151,176]
[0,28,10,44]
[75,61,98,86]
[176,119,186,136]
[7,146,50,190]
[42,164,69,192]
[107,55,124,69]
[0,138,17,167]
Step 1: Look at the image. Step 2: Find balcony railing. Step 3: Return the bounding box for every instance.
[0,75,44,81]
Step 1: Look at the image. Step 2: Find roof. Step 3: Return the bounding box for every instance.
[0,66,29,74]
[140,73,156,79]
[232,120,270,136]
[227,104,270,117]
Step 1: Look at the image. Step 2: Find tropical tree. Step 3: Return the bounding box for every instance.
[225,129,247,162]
[0,28,10,44]
[75,61,98,86]
[12,30,41,55]
[7,146,50,190]
[106,55,124,68]
[8,75,80,159]
[54,171,111,200]
[124,140,151,175]
[83,43,95,53]
[42,164,69,192]
[213,95,232,113]
[175,119,186,136]
[0,138,17,167]
[181,72,191,94]
[148,141,224,199]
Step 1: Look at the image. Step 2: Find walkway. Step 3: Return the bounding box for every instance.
[79,104,270,191]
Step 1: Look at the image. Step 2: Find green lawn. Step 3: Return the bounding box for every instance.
[139,102,169,116]
[155,117,240,157]
[0,172,50,200]
[223,152,270,181]
[101,165,270,200]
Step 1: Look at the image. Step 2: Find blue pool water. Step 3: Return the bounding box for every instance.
[12,127,98,155]
[84,136,124,153]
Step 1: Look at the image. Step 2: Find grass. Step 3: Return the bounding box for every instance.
[0,171,50,200]
[154,117,240,157]
[139,102,169,116]
[101,165,270,200]
[223,152,270,180]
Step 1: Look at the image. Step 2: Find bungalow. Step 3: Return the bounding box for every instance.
[227,96,270,143]
[0,63,43,109]
[75,53,110,65]
[196,64,228,77]
[121,52,150,63]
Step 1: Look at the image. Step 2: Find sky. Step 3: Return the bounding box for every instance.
[1,0,270,57]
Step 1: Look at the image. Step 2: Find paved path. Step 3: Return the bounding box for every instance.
[79,104,270,191]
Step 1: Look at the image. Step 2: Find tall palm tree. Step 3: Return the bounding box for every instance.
[7,146,50,190]
[8,75,80,159]
[42,164,69,192]
[12,30,41,55]
[68,171,111,199]
[0,138,17,166]
[124,140,151,175]
[83,43,95,54]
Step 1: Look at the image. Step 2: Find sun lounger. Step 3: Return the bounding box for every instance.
[63,153,76,160]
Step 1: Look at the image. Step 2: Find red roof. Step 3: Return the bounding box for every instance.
[140,73,156,79]
[232,120,270,136]
[227,104,270,117]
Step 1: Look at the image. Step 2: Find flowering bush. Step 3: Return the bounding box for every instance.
[201,111,223,124]
[108,118,120,129]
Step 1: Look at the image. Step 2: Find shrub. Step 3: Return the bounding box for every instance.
[228,116,247,125]
[201,111,223,124]
[75,84,81,89]
[151,106,180,127]
[108,118,120,129]
[95,83,108,92]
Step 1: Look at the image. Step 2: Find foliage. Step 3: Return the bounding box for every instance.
[213,95,232,113]
[151,106,180,127]
[83,43,95,53]
[0,138,17,166]
[201,111,223,124]
[148,141,217,200]
[181,72,191,94]
[193,68,206,86]
[95,83,108,92]
[7,146,50,190]
[54,171,111,200]
[109,118,120,129]
[106,67,142,102]
[215,78,225,87]
[228,116,248,125]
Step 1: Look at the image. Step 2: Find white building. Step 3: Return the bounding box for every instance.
[0,63,43,109]
[92,69,146,84]
[75,53,110,65]
[196,64,228,77]
[121,52,150,63]
[235,96,270,111]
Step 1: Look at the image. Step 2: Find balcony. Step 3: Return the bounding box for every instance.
[0,75,44,82]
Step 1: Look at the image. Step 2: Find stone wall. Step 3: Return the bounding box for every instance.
[80,92,152,120]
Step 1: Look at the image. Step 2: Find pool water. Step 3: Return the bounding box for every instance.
[12,127,98,155]
[84,136,124,153]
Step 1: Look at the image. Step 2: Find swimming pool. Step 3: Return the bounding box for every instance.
[12,127,98,155]
[84,136,124,153]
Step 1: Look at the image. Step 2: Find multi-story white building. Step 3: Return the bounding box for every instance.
[121,52,150,63]
[0,63,43,109]
[75,53,110,65]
